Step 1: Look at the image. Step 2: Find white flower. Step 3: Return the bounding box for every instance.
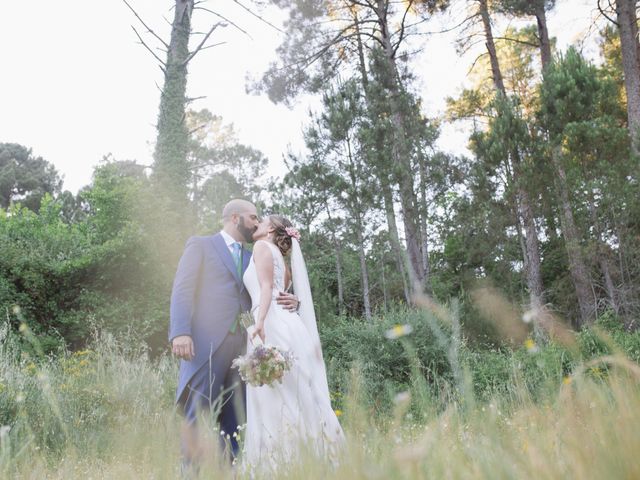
[393,391,411,406]
[522,310,536,324]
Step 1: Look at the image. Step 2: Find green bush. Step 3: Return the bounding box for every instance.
[319,307,640,415]
[320,307,454,412]
[0,162,182,354]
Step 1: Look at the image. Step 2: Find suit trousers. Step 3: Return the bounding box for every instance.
[178,329,246,457]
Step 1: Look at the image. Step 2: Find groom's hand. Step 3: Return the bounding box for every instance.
[276,292,299,312]
[172,335,195,361]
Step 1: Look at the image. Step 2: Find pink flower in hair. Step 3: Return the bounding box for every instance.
[285,227,301,241]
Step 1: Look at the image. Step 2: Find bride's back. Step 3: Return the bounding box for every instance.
[244,240,286,308]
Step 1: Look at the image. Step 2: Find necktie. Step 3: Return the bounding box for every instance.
[230,242,243,334]
[231,242,242,279]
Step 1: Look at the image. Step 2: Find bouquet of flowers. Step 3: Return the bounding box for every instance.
[232,343,294,387]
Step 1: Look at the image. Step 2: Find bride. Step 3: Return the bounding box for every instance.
[242,214,345,470]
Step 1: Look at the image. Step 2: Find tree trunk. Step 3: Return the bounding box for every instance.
[354,12,369,89]
[534,1,552,70]
[346,135,372,321]
[325,207,345,316]
[518,186,545,311]
[481,0,545,312]
[615,0,640,153]
[588,190,619,314]
[356,223,372,321]
[380,252,389,311]
[382,181,412,304]
[376,0,425,289]
[354,7,411,304]
[418,153,431,292]
[334,234,346,316]
[154,0,194,199]
[552,147,594,325]
[478,0,506,93]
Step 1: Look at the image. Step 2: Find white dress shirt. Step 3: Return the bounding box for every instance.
[220,230,241,255]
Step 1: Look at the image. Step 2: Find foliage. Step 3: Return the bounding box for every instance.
[3,311,640,478]
[0,143,63,211]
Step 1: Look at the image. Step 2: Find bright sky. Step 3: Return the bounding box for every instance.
[1,0,600,193]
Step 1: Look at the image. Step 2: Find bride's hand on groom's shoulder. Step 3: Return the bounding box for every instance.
[276,291,299,312]
[171,335,195,361]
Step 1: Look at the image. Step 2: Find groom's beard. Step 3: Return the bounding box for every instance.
[237,218,257,243]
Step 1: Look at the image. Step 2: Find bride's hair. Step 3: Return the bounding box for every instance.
[269,215,294,256]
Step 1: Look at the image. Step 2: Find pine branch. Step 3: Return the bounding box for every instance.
[598,0,619,26]
[194,6,253,39]
[230,0,284,33]
[493,36,540,48]
[131,25,167,72]
[392,0,414,56]
[183,22,224,65]
[122,0,169,49]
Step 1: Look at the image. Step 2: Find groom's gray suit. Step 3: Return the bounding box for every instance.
[169,232,251,453]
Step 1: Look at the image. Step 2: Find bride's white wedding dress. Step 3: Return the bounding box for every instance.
[242,239,344,470]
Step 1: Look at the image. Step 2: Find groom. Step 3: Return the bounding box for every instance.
[169,199,298,464]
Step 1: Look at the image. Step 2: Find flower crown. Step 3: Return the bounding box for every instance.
[285,226,301,241]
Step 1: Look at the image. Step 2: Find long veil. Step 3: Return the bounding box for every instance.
[290,238,331,398]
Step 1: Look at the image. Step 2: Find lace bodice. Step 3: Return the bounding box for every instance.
[264,241,286,292]
[243,240,287,309]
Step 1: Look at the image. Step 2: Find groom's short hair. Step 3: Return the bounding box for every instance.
[222,199,256,221]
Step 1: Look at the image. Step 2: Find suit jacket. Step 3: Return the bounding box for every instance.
[169,232,252,402]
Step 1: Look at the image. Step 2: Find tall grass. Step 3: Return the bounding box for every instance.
[1,306,640,479]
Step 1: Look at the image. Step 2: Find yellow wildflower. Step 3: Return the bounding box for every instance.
[334,410,343,417]
[563,376,572,385]
[385,324,413,340]
[24,363,37,375]
[524,338,539,353]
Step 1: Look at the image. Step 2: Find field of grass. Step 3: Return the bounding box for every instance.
[2,309,640,479]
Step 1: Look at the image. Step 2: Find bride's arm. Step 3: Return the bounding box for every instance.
[252,241,274,342]
[284,265,292,292]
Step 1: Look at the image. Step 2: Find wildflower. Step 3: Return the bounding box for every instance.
[522,309,536,324]
[393,391,411,406]
[562,376,572,385]
[334,409,343,417]
[18,323,28,333]
[524,338,539,353]
[24,363,37,375]
[11,305,21,315]
[385,324,413,340]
